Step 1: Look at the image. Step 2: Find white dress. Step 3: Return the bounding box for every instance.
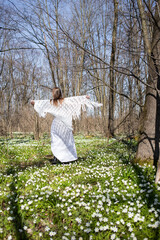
[34,96,102,163]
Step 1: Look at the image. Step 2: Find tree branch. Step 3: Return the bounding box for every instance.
[86,69,144,107]
[0,47,38,52]
[0,27,17,31]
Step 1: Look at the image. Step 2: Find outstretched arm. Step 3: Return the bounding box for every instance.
[64,95,102,120]
[32,100,50,118]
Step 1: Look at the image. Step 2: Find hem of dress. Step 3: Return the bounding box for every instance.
[54,154,78,163]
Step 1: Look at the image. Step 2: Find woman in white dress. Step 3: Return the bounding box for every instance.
[31,87,102,164]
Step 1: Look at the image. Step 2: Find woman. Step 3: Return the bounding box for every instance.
[31,87,102,164]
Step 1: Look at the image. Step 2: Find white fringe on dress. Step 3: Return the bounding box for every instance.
[34,96,102,163]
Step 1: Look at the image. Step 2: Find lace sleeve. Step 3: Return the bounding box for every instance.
[34,100,50,118]
[65,95,102,119]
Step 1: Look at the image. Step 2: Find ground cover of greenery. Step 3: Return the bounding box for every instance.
[0,135,160,240]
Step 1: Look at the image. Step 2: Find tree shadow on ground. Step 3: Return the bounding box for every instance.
[3,155,85,176]
[114,139,160,240]
[132,164,160,240]
[3,167,29,240]
[4,159,48,175]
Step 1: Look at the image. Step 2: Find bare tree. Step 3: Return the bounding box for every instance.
[135,0,160,182]
[108,0,118,137]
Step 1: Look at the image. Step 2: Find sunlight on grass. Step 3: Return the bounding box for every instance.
[0,135,160,239]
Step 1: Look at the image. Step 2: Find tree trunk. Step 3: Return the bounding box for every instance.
[34,113,40,140]
[136,1,160,174]
[108,0,118,137]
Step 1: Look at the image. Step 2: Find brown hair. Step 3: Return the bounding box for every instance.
[50,87,64,106]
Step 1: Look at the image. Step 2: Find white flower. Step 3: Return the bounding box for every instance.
[23,226,28,230]
[111,234,116,240]
[86,222,90,226]
[130,233,136,238]
[21,205,25,210]
[64,233,70,236]
[95,227,99,232]
[45,226,50,231]
[120,219,125,224]
[49,231,56,236]
[7,236,12,240]
[71,236,76,240]
[103,217,108,222]
[127,223,131,227]
[122,208,128,213]
[91,212,96,217]
[128,227,133,232]
[98,200,103,205]
[111,226,118,232]
[75,217,82,224]
[100,226,105,231]
[128,212,134,218]
[62,237,69,240]
[84,228,91,233]
[134,214,139,222]
[148,221,160,228]
[153,221,160,228]
[106,208,109,213]
[104,225,109,230]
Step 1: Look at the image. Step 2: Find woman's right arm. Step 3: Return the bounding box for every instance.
[33,100,49,118]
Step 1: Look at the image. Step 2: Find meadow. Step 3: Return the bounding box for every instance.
[0,134,160,240]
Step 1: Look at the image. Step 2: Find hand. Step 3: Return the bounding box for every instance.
[86,95,90,99]
[30,100,35,106]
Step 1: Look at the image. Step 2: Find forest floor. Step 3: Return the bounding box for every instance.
[0,134,160,240]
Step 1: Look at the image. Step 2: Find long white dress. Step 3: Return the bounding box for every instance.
[34,96,102,163]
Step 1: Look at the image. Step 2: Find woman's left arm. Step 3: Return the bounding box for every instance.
[33,100,49,118]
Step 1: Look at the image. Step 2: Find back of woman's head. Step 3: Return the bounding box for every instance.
[51,87,63,105]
